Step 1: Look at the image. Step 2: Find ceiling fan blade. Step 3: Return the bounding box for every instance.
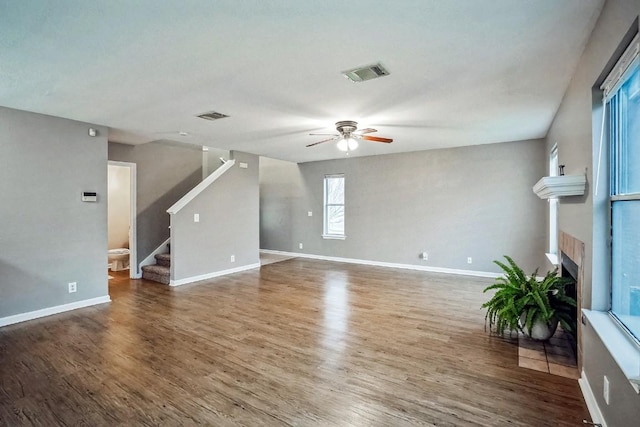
[362,135,393,143]
[309,133,339,136]
[306,136,339,147]
[354,128,377,135]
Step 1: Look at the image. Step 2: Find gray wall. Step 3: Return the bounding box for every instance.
[582,324,640,426]
[259,157,303,251]
[0,107,108,318]
[171,151,259,281]
[204,147,230,179]
[260,139,547,274]
[108,141,202,270]
[544,0,640,424]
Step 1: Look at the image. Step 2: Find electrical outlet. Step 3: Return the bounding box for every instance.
[230,255,235,263]
[194,213,199,223]
[467,257,473,264]
[422,252,428,261]
[299,243,303,249]
[308,211,313,217]
[68,282,77,293]
[603,376,610,405]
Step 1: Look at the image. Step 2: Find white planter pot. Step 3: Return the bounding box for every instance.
[519,314,558,341]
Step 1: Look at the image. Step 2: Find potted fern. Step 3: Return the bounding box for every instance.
[482,256,576,340]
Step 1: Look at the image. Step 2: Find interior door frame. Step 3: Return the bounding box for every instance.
[108,161,138,279]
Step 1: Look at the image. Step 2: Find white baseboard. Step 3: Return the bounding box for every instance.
[170,262,261,287]
[579,370,607,427]
[259,249,501,279]
[0,295,111,328]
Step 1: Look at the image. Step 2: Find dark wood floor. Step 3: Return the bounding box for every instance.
[0,259,590,426]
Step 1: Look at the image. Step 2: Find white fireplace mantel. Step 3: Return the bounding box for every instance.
[533,175,586,199]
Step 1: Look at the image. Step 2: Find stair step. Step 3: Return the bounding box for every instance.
[155,253,171,267]
[142,264,170,285]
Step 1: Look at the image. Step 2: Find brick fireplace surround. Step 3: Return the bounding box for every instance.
[559,231,585,372]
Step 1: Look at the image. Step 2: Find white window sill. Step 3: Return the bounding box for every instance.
[583,309,640,393]
[545,253,559,265]
[322,234,345,240]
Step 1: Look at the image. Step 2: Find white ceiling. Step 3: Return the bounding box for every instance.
[1,1,604,163]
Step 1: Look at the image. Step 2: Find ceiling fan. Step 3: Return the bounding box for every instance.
[306,121,393,151]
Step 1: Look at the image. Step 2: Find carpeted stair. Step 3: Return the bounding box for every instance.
[142,253,171,285]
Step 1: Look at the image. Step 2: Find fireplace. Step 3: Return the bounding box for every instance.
[560,250,578,353]
[558,231,584,372]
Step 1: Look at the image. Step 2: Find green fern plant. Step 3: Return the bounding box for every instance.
[482,255,576,338]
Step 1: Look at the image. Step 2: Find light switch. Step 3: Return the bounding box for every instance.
[239,162,248,169]
[194,213,200,222]
[308,211,313,217]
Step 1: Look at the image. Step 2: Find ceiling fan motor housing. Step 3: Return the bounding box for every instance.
[336,120,358,135]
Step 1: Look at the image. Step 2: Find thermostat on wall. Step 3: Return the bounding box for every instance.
[82,192,97,202]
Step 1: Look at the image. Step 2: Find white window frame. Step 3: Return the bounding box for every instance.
[607,55,640,343]
[548,144,559,261]
[584,32,640,395]
[323,174,345,240]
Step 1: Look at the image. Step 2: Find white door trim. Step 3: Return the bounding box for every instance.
[108,161,138,279]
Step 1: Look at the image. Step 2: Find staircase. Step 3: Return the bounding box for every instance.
[142,252,171,285]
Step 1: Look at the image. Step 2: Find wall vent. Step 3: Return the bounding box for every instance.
[342,63,390,83]
[197,111,229,121]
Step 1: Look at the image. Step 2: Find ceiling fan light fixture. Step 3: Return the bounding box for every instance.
[337,136,358,152]
[307,120,392,149]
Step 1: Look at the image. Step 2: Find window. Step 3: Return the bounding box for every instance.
[323,174,345,239]
[605,37,640,341]
[548,145,559,258]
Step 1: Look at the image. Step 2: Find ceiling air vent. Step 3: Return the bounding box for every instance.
[197,111,229,121]
[342,63,390,83]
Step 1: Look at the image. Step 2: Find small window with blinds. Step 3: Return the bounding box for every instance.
[323,174,345,239]
[548,145,559,258]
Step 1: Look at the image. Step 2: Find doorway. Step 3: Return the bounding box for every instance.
[108,161,137,279]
